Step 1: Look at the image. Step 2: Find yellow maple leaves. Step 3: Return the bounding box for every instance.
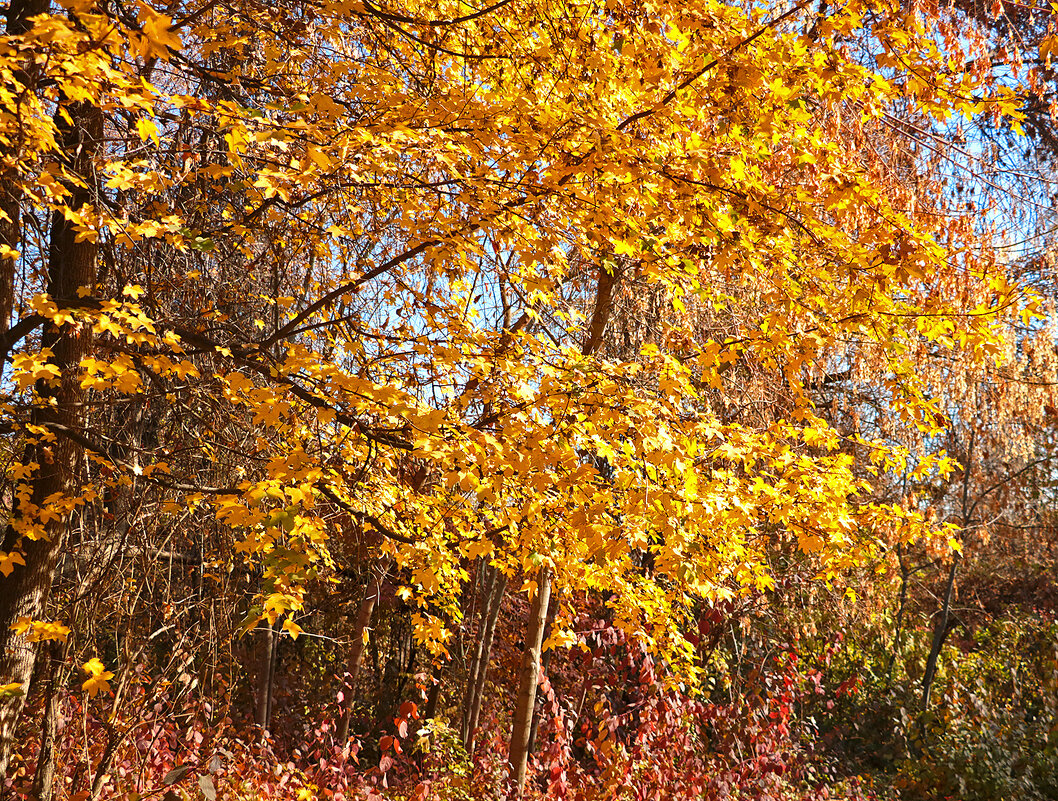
[282,619,304,640]
[10,617,71,643]
[81,658,115,698]
[0,0,1033,684]
[11,351,61,390]
[80,354,142,393]
[0,552,26,577]
[137,6,181,60]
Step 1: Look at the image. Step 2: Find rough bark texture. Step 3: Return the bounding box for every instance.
[254,621,279,732]
[422,660,444,721]
[526,588,559,756]
[0,96,101,779]
[921,434,973,709]
[336,571,383,742]
[581,261,620,357]
[464,568,506,752]
[30,640,64,801]
[460,565,494,744]
[508,567,551,794]
[5,0,49,34]
[921,555,959,709]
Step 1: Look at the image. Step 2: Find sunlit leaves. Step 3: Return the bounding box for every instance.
[10,617,71,643]
[0,552,26,578]
[0,0,1038,677]
[81,658,115,698]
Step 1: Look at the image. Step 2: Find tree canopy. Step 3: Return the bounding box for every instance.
[1,0,1056,797]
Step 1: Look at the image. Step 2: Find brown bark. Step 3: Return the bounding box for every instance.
[0,193,19,375]
[581,261,620,357]
[526,588,559,756]
[254,621,279,733]
[922,432,973,709]
[884,544,910,689]
[30,640,64,801]
[336,570,383,742]
[460,564,494,744]
[5,0,48,35]
[464,567,506,752]
[422,660,444,721]
[921,554,959,709]
[0,95,101,778]
[508,567,551,794]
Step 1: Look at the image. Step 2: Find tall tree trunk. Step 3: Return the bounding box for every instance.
[921,554,959,709]
[922,432,973,709]
[885,544,911,689]
[423,660,444,721]
[464,567,505,753]
[0,95,101,777]
[461,564,496,745]
[5,0,48,35]
[581,260,620,357]
[526,588,559,756]
[336,569,383,742]
[30,639,65,801]
[508,567,551,794]
[255,621,279,733]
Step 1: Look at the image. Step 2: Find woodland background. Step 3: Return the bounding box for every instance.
[0,0,1057,798]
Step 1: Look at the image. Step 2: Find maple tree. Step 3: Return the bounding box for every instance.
[0,0,1054,795]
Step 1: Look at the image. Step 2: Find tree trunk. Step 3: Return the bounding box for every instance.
[508,567,551,794]
[921,554,959,709]
[581,261,620,357]
[336,570,383,742]
[254,621,279,733]
[921,432,972,709]
[5,0,48,35]
[885,544,911,689]
[461,564,496,745]
[464,567,506,752]
[0,95,101,777]
[30,640,64,801]
[423,660,444,721]
[526,588,559,756]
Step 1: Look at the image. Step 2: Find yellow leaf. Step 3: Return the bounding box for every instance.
[14,618,71,643]
[140,9,182,59]
[136,118,160,146]
[282,619,304,640]
[113,371,143,394]
[464,539,494,560]
[0,551,25,577]
[81,658,115,698]
[7,462,37,481]
[9,616,32,635]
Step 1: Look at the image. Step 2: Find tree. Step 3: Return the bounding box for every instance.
[0,0,1046,787]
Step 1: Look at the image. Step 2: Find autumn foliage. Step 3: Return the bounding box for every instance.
[0,0,1057,797]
